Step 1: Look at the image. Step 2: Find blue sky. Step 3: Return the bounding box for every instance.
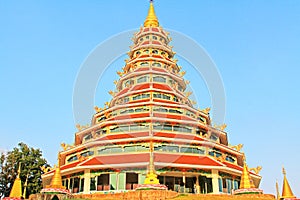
[1,0,300,196]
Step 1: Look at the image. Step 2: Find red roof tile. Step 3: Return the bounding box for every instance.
[153,83,172,91]
[154,153,223,166]
[80,153,150,166]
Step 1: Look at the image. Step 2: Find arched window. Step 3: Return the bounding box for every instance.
[124,79,134,87]
[140,62,149,66]
[153,76,166,83]
[135,51,141,56]
[152,50,158,54]
[137,76,149,83]
[152,62,161,67]
[152,35,158,40]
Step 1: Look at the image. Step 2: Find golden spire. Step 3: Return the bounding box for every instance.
[276,180,281,200]
[9,163,22,198]
[46,154,65,189]
[144,0,159,27]
[281,167,296,199]
[239,154,256,189]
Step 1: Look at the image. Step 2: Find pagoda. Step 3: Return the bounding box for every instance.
[3,164,22,200]
[42,1,262,194]
[277,168,299,200]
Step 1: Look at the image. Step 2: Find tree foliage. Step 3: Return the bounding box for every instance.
[0,142,50,198]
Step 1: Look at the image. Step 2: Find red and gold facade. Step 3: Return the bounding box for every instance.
[42,2,262,194]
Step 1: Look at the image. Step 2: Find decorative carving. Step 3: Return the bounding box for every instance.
[214,124,227,131]
[108,90,115,97]
[230,144,244,151]
[185,91,192,97]
[91,131,96,139]
[60,143,74,151]
[202,107,211,114]
[113,80,118,85]
[117,71,124,77]
[94,106,102,113]
[216,154,227,162]
[75,124,90,131]
[179,71,186,77]
[104,112,111,118]
[185,80,190,85]
[249,166,262,174]
[104,102,110,108]
[40,165,52,173]
[76,152,87,162]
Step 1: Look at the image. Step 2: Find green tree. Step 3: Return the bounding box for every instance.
[0,142,50,198]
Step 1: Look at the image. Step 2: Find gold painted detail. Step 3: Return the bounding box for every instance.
[144,171,160,184]
[202,107,211,114]
[9,163,22,198]
[239,162,256,189]
[76,124,90,131]
[281,167,296,199]
[249,166,262,175]
[230,144,244,152]
[214,123,227,131]
[108,90,116,97]
[40,165,53,173]
[60,143,74,151]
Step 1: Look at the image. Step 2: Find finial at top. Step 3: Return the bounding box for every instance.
[144,0,159,27]
[282,166,286,176]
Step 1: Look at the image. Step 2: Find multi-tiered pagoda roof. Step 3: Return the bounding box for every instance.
[42,1,262,194]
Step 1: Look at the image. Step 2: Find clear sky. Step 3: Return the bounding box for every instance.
[1,0,300,196]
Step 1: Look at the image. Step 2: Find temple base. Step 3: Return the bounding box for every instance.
[233,188,264,195]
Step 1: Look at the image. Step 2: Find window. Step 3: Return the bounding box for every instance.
[110,126,121,133]
[152,62,161,67]
[67,155,78,162]
[133,94,141,100]
[169,109,182,114]
[210,134,218,141]
[110,147,123,153]
[137,76,148,83]
[178,85,183,91]
[226,155,235,163]
[98,147,111,154]
[125,79,134,87]
[152,35,158,40]
[153,76,166,83]
[153,107,168,112]
[81,151,94,157]
[153,93,162,98]
[163,124,172,131]
[124,97,129,103]
[152,50,158,54]
[140,62,149,66]
[139,38,143,42]
[142,93,150,98]
[83,134,92,141]
[162,94,171,100]
[173,96,179,102]
[135,51,141,56]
